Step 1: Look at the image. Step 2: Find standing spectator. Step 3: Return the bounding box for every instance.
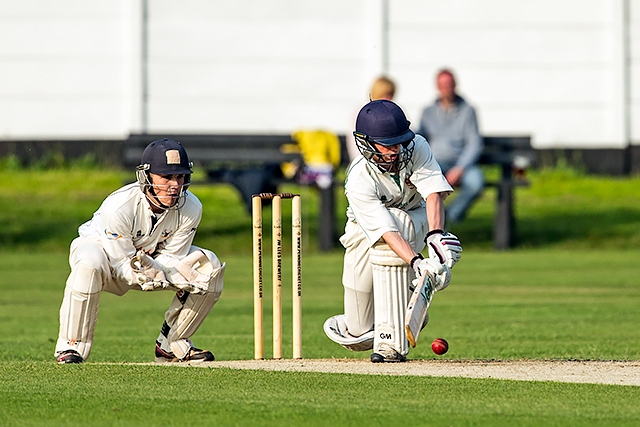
[417,69,484,223]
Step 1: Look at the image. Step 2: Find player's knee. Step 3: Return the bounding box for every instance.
[67,262,105,294]
[194,247,221,269]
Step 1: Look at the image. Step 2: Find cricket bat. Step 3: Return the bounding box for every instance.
[405,271,435,348]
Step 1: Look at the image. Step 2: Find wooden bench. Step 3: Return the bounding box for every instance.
[124,133,533,251]
[125,133,338,251]
[479,136,534,250]
[126,134,303,206]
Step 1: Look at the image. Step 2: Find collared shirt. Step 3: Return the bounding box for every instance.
[78,183,201,283]
[417,95,483,171]
[344,134,452,245]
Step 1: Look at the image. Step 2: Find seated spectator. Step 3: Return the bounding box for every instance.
[417,68,484,223]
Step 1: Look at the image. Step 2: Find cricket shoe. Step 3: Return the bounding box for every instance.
[56,350,84,364]
[370,344,406,363]
[154,341,215,363]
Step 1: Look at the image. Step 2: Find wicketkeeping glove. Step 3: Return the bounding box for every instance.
[164,250,214,294]
[425,229,462,268]
[130,251,170,291]
[411,256,451,291]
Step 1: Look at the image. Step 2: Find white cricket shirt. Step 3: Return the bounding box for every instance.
[77,183,202,283]
[344,134,453,245]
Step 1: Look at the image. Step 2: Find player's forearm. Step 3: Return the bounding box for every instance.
[381,231,418,265]
[426,192,447,230]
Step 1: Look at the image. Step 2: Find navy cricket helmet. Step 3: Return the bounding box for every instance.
[354,99,415,146]
[139,138,193,175]
[353,100,415,172]
[136,138,193,210]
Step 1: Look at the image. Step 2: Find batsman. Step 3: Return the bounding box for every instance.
[324,100,462,362]
[54,138,225,364]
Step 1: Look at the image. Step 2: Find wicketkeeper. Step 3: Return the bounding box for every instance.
[55,138,225,364]
[324,100,462,362]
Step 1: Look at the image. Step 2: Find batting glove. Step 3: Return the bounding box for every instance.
[411,255,451,291]
[425,229,462,268]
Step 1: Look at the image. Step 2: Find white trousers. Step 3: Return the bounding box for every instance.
[339,208,428,339]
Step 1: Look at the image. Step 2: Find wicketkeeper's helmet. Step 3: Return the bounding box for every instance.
[353,100,415,171]
[138,138,193,175]
[136,138,193,209]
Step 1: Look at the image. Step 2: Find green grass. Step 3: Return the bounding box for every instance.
[7,249,639,363]
[1,249,640,425]
[2,363,639,427]
[1,165,640,425]
[2,166,640,254]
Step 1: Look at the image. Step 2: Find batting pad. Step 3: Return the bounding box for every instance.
[368,208,420,358]
[370,242,410,357]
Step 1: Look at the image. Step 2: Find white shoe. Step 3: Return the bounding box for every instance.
[370,344,406,363]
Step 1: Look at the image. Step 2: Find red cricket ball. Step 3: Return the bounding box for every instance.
[431,337,449,355]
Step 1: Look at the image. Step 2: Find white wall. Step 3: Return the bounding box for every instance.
[392,0,629,148]
[146,0,366,134]
[0,0,637,149]
[0,1,139,139]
